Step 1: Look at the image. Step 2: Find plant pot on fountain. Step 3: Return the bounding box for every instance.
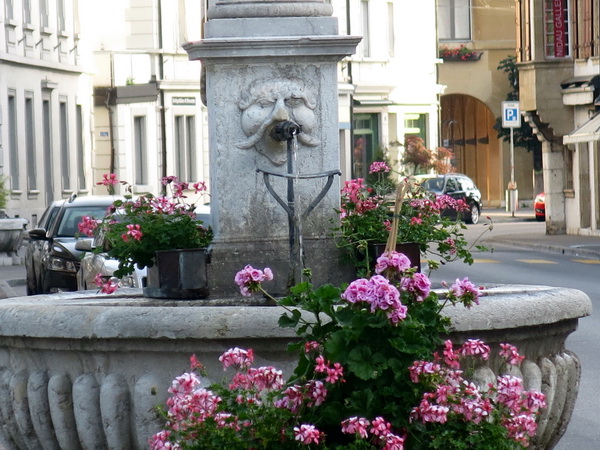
[84,175,213,298]
[0,178,27,265]
[336,173,477,277]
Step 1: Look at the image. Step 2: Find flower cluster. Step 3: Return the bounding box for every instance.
[234,265,274,296]
[93,273,118,295]
[89,174,212,279]
[438,44,478,60]
[153,258,544,449]
[342,275,407,324]
[410,340,546,448]
[369,161,391,174]
[336,177,482,276]
[152,347,386,449]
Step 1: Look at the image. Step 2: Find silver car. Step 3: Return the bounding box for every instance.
[75,238,147,290]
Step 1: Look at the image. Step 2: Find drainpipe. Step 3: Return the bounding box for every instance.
[158,0,168,195]
[346,0,354,179]
[105,91,116,175]
[105,52,116,175]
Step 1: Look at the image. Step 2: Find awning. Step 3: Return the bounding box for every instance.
[560,75,600,90]
[353,99,394,106]
[563,113,600,144]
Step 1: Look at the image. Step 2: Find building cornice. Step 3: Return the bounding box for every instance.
[0,52,85,74]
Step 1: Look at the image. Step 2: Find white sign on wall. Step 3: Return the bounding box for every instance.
[502,101,521,128]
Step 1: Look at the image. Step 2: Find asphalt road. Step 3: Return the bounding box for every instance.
[429,219,600,450]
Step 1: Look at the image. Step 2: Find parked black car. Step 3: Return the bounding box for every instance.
[25,195,117,295]
[415,173,483,224]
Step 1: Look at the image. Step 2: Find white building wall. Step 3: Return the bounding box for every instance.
[0,0,93,225]
[332,0,442,178]
[564,56,600,236]
[84,0,206,198]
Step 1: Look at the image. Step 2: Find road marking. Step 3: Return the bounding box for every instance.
[473,259,501,263]
[572,259,600,264]
[516,259,558,264]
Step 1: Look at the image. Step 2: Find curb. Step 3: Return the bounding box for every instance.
[483,238,600,260]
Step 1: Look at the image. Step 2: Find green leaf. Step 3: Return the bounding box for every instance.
[347,346,388,380]
[278,310,301,328]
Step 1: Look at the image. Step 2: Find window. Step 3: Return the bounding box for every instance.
[544,0,570,58]
[23,0,32,24]
[7,94,19,191]
[76,105,86,190]
[40,0,49,28]
[438,0,471,41]
[516,0,533,61]
[134,116,148,185]
[59,101,70,190]
[43,98,54,203]
[25,96,37,191]
[57,0,66,32]
[5,0,14,21]
[352,113,379,179]
[387,3,395,57]
[404,114,428,143]
[573,0,598,58]
[360,0,370,57]
[174,115,197,182]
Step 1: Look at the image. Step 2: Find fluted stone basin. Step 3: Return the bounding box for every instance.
[0,284,591,449]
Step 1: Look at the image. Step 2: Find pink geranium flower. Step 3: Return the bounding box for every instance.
[234,264,273,296]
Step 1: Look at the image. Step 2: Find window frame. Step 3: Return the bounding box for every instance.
[437,0,472,42]
[543,0,571,59]
[134,116,148,185]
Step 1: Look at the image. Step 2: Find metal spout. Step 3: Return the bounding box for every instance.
[271,120,302,142]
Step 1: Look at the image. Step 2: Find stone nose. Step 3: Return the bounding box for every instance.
[270,98,289,121]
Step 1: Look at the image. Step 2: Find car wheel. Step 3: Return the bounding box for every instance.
[466,203,480,225]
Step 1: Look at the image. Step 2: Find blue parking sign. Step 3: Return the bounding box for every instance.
[502,101,521,128]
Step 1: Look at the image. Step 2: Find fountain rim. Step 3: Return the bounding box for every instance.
[0,284,590,340]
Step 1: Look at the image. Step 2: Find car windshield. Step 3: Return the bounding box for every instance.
[419,177,445,194]
[56,206,110,237]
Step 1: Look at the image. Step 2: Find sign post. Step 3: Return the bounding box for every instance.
[502,101,521,217]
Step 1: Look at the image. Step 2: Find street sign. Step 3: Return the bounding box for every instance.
[502,101,521,128]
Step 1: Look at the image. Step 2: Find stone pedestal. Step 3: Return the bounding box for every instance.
[184,3,360,295]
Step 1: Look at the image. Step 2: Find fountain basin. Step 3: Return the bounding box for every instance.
[0,284,590,449]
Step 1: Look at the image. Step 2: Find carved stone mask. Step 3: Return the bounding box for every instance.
[236,78,319,166]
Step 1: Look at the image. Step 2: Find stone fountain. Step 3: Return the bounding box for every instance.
[0,2,591,449]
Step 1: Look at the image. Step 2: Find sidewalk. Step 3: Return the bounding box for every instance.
[481,207,600,260]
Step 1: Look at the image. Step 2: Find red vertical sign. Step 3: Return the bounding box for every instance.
[553,0,565,57]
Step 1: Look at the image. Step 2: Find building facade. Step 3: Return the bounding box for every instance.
[0,0,93,225]
[87,0,208,201]
[333,0,443,184]
[437,0,535,207]
[517,0,599,235]
[2,1,448,223]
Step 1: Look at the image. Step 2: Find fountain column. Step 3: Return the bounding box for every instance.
[184,1,361,295]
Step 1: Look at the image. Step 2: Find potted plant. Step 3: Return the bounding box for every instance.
[150,262,546,449]
[438,45,482,61]
[334,165,485,277]
[85,174,213,299]
[401,137,454,176]
[0,175,28,264]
